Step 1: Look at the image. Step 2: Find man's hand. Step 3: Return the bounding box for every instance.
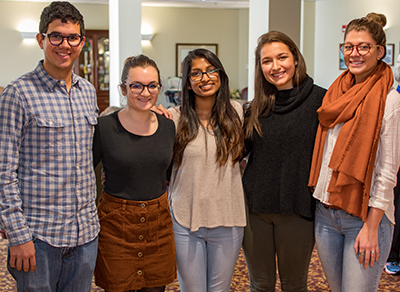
[9,241,36,272]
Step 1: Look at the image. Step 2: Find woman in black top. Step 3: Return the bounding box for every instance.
[242,31,326,292]
[93,55,176,292]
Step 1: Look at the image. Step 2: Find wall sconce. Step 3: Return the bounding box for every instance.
[20,31,37,39]
[19,20,38,40]
[141,22,154,42]
[141,33,155,41]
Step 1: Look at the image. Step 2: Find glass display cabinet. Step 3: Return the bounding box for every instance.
[74,30,109,113]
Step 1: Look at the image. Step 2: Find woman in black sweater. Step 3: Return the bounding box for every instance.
[242,31,326,292]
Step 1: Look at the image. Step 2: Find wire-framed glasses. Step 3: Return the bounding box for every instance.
[124,82,161,95]
[42,33,84,47]
[189,68,219,82]
[340,42,380,56]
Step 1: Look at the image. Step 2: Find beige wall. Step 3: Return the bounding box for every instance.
[142,7,247,92]
[302,0,316,78]
[269,0,301,46]
[314,0,400,89]
[0,1,248,94]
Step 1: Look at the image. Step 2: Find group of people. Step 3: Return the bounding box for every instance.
[0,1,399,292]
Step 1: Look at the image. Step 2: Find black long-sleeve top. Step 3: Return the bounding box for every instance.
[242,76,326,219]
[93,110,175,201]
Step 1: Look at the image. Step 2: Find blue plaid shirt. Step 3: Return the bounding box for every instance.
[0,61,100,247]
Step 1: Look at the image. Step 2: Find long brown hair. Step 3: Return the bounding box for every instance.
[244,31,307,139]
[173,49,244,168]
[344,12,387,59]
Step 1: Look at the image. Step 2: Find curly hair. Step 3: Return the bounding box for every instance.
[173,49,244,168]
[39,1,85,36]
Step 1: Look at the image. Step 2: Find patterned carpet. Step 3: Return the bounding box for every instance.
[1,238,400,291]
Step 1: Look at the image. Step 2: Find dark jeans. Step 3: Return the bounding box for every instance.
[242,213,315,292]
[388,169,400,263]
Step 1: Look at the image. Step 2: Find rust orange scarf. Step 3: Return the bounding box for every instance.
[309,61,393,221]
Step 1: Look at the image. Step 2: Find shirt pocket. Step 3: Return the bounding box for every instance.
[84,114,98,151]
[35,117,65,155]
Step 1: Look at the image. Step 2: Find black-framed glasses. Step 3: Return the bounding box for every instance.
[124,82,162,95]
[42,33,84,47]
[340,42,380,56]
[189,68,219,82]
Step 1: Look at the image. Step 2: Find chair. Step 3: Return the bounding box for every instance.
[241,87,248,101]
[164,77,182,107]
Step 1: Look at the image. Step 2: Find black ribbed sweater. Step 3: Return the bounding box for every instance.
[242,76,326,219]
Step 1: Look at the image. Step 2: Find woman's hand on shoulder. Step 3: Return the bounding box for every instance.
[151,104,173,120]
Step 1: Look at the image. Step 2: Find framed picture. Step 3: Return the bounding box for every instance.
[383,43,394,66]
[339,44,347,70]
[176,43,218,76]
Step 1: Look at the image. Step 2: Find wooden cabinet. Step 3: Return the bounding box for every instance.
[74,30,110,113]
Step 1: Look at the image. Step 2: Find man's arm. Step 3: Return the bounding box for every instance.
[0,85,35,272]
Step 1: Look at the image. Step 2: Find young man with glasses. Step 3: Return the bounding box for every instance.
[0,2,99,291]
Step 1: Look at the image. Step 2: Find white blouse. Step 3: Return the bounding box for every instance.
[313,88,400,224]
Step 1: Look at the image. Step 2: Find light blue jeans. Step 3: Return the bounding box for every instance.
[8,236,98,292]
[171,211,244,292]
[315,201,393,292]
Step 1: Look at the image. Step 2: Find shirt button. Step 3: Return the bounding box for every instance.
[140,217,145,222]
[138,252,143,257]
[138,235,144,240]
[141,203,146,208]
[137,270,142,275]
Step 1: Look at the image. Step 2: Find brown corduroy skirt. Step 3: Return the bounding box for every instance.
[94,191,177,292]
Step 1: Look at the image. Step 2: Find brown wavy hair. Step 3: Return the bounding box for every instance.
[173,49,244,168]
[344,12,387,59]
[244,31,307,139]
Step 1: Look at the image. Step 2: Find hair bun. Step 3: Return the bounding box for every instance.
[366,12,387,28]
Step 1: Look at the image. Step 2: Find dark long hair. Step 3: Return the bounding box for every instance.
[244,31,307,139]
[173,49,244,167]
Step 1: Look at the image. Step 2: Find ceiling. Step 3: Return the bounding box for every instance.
[1,0,250,9]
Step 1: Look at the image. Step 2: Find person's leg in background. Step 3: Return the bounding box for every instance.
[385,169,400,275]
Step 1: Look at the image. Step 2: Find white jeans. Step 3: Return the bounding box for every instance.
[171,210,244,292]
